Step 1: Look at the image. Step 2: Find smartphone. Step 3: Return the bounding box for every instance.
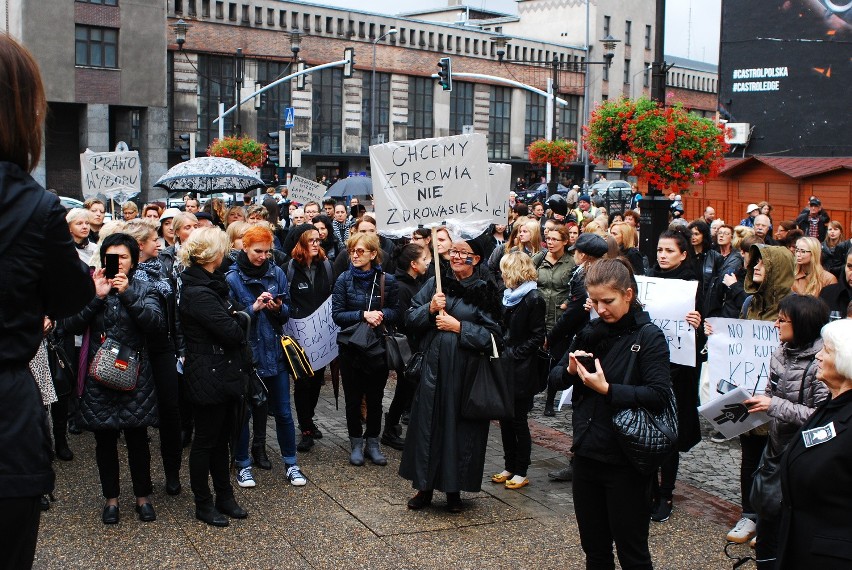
[575,354,596,371]
[104,253,120,279]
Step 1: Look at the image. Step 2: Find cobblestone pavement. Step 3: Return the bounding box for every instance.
[35,373,754,569]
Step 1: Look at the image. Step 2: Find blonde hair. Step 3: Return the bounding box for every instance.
[500,250,538,289]
[65,207,91,225]
[795,236,826,296]
[122,219,158,244]
[225,206,246,227]
[171,212,198,244]
[346,232,382,265]
[122,201,139,215]
[584,220,607,237]
[226,221,251,248]
[505,217,542,254]
[610,221,637,249]
[89,220,127,268]
[732,225,755,250]
[179,227,229,267]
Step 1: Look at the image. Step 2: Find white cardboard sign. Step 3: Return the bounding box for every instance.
[369,133,493,239]
[282,297,339,370]
[79,149,141,202]
[697,386,770,440]
[705,317,780,397]
[287,175,327,206]
[635,276,698,367]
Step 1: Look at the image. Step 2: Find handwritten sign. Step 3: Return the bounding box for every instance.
[288,175,327,206]
[636,276,698,367]
[487,163,512,225]
[698,386,770,440]
[369,133,492,239]
[79,149,141,202]
[706,317,780,397]
[282,297,339,369]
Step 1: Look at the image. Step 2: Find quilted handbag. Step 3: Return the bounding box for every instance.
[88,337,140,391]
[611,324,679,474]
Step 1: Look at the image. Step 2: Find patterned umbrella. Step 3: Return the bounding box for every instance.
[154,157,265,194]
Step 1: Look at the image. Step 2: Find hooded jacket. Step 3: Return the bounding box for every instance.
[744,245,795,322]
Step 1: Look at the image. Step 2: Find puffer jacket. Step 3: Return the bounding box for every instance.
[765,339,829,456]
[62,278,163,430]
[533,250,576,332]
[179,264,249,405]
[225,261,290,377]
[332,268,400,329]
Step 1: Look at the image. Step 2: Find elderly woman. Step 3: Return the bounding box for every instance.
[332,232,399,467]
[777,319,852,569]
[400,239,502,512]
[142,203,162,222]
[743,295,829,568]
[225,205,247,227]
[121,201,139,221]
[67,208,98,265]
[178,228,250,527]
[62,233,164,524]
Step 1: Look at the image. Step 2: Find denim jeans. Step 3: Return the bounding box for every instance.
[236,370,297,467]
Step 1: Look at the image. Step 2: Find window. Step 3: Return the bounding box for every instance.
[643,65,650,87]
[603,15,610,37]
[645,25,652,50]
[77,0,118,5]
[197,54,235,148]
[407,77,433,140]
[312,68,343,153]
[255,60,292,146]
[129,110,141,150]
[556,95,580,142]
[602,63,609,82]
[488,86,511,160]
[450,81,474,135]
[75,26,118,68]
[361,71,391,151]
[524,92,546,151]
[625,20,631,45]
[624,59,631,84]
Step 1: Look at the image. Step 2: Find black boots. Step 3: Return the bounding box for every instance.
[195,502,229,527]
[252,445,272,470]
[381,414,405,450]
[215,496,248,519]
[407,490,433,510]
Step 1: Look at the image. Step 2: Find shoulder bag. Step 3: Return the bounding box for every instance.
[377,274,413,371]
[88,337,141,391]
[611,324,679,474]
[461,334,514,420]
[750,360,812,518]
[337,273,386,362]
[281,335,315,380]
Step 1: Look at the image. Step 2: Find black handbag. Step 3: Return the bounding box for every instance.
[461,334,514,420]
[403,351,424,384]
[46,333,74,397]
[610,324,679,474]
[535,347,554,394]
[376,274,411,371]
[337,273,387,362]
[247,369,268,408]
[750,361,812,518]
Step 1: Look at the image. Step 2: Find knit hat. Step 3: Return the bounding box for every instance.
[578,194,591,204]
[575,233,608,258]
[281,223,316,256]
[465,237,486,260]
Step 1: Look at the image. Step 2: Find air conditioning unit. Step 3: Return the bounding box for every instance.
[724,123,750,145]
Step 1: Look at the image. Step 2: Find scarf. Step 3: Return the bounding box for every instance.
[503,280,537,307]
[135,258,173,298]
[74,237,90,250]
[350,264,381,288]
[236,249,269,279]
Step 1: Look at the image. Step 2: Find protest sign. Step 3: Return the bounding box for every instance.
[369,133,493,239]
[80,149,142,203]
[487,163,512,224]
[698,386,770,440]
[287,175,327,206]
[282,297,339,369]
[705,317,780,397]
[635,276,698,367]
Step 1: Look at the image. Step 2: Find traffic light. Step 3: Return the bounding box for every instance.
[267,130,284,166]
[437,57,452,91]
[179,133,195,161]
[343,47,355,78]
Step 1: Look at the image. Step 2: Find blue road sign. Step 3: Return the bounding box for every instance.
[284,107,295,129]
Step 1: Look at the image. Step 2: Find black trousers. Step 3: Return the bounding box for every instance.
[0,496,41,570]
[652,451,680,499]
[93,427,152,499]
[293,366,326,432]
[740,433,767,518]
[189,401,235,505]
[386,371,415,427]
[498,395,534,477]
[150,350,182,478]
[755,513,780,569]
[573,455,654,570]
[340,355,387,438]
[50,393,70,446]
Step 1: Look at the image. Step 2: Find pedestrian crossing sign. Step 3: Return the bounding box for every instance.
[284,107,295,129]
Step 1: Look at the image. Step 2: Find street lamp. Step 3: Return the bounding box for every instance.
[371,28,397,145]
[631,63,652,99]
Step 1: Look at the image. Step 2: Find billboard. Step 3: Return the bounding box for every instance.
[719,0,851,156]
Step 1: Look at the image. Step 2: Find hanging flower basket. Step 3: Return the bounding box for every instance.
[527,138,578,171]
[207,136,267,169]
[584,97,728,191]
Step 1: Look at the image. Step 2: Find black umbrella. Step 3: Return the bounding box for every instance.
[324,176,373,198]
[155,157,265,194]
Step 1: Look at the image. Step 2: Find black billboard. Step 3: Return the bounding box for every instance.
[719,0,851,156]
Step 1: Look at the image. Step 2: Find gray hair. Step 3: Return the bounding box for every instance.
[65,207,90,225]
[821,320,852,381]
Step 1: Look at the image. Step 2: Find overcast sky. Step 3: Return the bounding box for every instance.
[316,0,722,64]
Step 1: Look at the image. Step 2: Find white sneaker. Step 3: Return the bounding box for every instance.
[237,466,256,488]
[726,517,756,543]
[286,465,307,487]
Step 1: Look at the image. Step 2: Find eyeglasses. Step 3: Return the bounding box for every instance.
[410,235,424,241]
[348,247,369,257]
[307,238,321,245]
[448,249,474,258]
[545,237,565,242]
[795,248,811,255]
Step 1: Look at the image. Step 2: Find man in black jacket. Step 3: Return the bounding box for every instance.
[795,197,830,241]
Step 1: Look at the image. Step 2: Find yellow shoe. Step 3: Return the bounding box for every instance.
[505,477,529,490]
[491,471,512,484]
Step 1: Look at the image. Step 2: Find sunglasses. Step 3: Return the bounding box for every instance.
[348,247,370,257]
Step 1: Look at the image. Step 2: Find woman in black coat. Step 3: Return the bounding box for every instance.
[777,319,852,569]
[62,233,164,525]
[178,227,252,527]
[557,258,671,569]
[400,239,502,513]
[491,251,545,490]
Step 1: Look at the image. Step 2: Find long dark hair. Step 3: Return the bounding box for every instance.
[658,227,695,268]
[687,219,712,253]
[585,257,643,312]
[778,295,830,348]
[394,243,424,273]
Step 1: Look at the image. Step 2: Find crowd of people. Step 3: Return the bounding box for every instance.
[3,34,852,570]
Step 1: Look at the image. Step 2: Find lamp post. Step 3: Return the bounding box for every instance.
[631,63,652,99]
[582,34,620,186]
[371,28,397,145]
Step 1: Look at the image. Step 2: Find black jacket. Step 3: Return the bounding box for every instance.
[778,390,852,569]
[547,264,591,357]
[562,310,672,465]
[0,162,93,499]
[502,289,546,397]
[288,258,334,319]
[795,210,830,242]
[393,269,423,339]
[819,280,852,316]
[179,264,249,406]
[63,278,164,430]
[821,239,850,280]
